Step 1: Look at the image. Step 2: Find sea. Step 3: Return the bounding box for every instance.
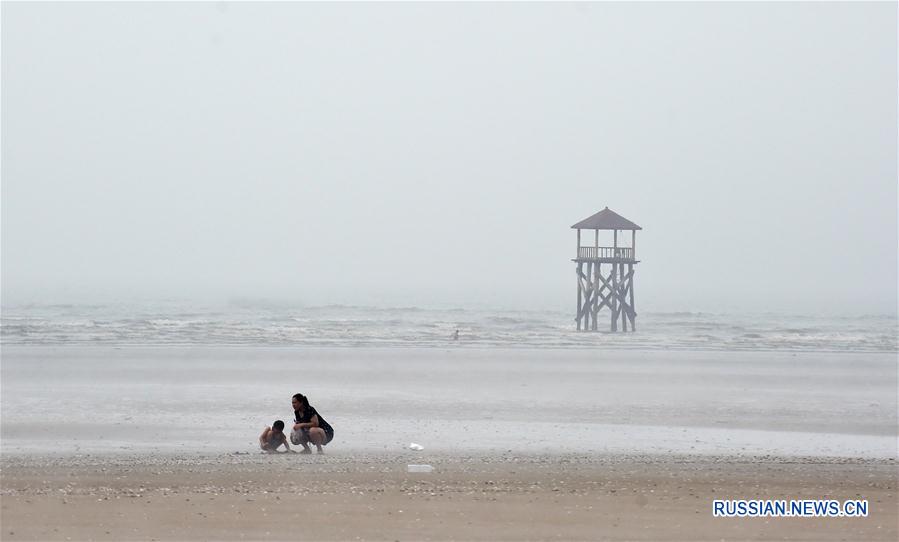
[1,302,895,352]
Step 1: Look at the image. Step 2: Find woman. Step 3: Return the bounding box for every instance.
[290,393,334,454]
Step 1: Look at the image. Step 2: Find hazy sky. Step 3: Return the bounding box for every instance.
[2,2,896,314]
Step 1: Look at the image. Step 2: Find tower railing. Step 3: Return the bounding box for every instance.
[577,246,634,260]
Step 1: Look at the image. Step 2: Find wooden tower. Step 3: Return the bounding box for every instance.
[572,207,641,332]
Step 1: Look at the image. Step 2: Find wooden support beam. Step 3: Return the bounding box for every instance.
[628,263,635,330]
[596,288,614,312]
[591,262,599,331]
[576,267,599,322]
[620,263,627,332]
[576,262,582,330]
[585,261,592,330]
[595,270,613,313]
[610,263,618,332]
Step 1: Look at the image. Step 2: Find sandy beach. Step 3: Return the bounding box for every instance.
[2,346,896,540]
[1,452,896,541]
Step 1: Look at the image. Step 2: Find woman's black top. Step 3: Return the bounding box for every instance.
[294,405,334,437]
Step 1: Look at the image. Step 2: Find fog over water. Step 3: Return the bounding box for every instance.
[2,2,896,315]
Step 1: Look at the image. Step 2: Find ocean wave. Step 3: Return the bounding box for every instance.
[485,316,543,325]
[1,306,896,353]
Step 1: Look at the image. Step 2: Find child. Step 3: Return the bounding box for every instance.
[259,420,295,453]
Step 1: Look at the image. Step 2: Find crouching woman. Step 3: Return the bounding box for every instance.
[290,393,334,454]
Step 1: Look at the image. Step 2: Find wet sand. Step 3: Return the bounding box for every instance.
[1,452,896,541]
[2,347,895,457]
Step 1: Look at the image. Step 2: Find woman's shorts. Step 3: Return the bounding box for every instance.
[291,427,334,446]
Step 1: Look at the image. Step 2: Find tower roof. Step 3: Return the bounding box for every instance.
[571,207,642,230]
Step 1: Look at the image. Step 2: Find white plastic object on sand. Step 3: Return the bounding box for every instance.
[408,442,424,451]
[407,464,434,473]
